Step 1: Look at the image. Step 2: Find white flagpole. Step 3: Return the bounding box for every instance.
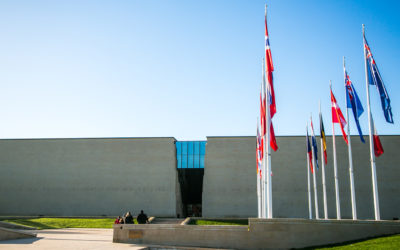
[257,118,262,218]
[265,5,273,219]
[306,125,313,220]
[331,81,341,219]
[363,24,380,220]
[310,115,319,219]
[343,57,357,220]
[319,101,328,219]
[261,58,267,219]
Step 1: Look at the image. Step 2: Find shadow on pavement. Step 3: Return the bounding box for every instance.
[0,237,43,244]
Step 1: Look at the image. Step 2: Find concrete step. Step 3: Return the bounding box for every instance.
[150,218,186,225]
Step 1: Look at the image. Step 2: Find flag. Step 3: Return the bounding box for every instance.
[372,116,384,157]
[364,34,393,124]
[345,68,365,143]
[270,121,278,151]
[310,118,319,170]
[306,128,314,174]
[265,12,276,118]
[331,89,348,144]
[260,91,266,136]
[319,111,328,165]
[256,125,263,176]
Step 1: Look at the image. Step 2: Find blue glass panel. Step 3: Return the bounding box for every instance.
[181,142,188,155]
[182,154,187,168]
[176,142,181,155]
[194,141,200,155]
[200,141,206,155]
[194,154,200,168]
[187,141,194,154]
[200,155,205,168]
[188,154,194,168]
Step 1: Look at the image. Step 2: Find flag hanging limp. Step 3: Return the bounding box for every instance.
[372,116,384,157]
[319,112,328,165]
[265,14,276,118]
[310,118,319,170]
[306,128,314,174]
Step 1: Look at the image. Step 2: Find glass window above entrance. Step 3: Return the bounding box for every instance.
[176,141,206,168]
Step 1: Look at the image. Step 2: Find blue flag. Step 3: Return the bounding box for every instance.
[345,69,365,143]
[364,35,393,124]
[310,119,319,170]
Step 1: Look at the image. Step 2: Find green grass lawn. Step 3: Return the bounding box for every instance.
[309,234,400,249]
[0,218,126,229]
[188,219,248,226]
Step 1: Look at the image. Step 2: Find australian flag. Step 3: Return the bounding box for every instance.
[364,35,393,124]
[345,69,365,143]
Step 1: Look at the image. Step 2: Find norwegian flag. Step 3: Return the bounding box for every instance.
[265,13,276,118]
[331,89,348,144]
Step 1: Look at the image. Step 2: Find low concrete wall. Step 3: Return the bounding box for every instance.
[113,218,400,249]
[0,227,36,241]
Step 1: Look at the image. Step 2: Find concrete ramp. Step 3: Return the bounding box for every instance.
[0,227,36,241]
[0,221,36,230]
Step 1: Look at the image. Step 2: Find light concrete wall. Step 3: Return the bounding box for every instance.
[202,137,256,217]
[0,137,177,217]
[203,136,400,220]
[113,218,400,249]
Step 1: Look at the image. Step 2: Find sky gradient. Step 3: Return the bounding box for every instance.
[0,0,399,140]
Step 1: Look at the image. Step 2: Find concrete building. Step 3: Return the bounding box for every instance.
[0,135,399,220]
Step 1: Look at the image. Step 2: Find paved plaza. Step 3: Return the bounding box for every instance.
[0,228,146,250]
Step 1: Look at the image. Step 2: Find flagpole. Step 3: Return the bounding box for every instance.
[319,101,328,219]
[261,58,267,219]
[331,81,341,220]
[265,4,273,219]
[306,125,312,220]
[363,24,380,220]
[310,115,319,219]
[343,57,357,220]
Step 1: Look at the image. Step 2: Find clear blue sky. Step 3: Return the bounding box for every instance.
[0,0,398,140]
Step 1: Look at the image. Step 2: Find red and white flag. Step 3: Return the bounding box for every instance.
[270,121,278,151]
[265,14,276,118]
[331,89,348,144]
[372,117,384,157]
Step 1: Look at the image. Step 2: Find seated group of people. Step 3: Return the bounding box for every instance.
[114,210,149,224]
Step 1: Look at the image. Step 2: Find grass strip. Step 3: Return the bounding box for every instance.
[307,234,400,249]
[188,219,248,226]
[0,218,121,229]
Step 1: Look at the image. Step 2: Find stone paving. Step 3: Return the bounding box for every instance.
[0,228,147,250]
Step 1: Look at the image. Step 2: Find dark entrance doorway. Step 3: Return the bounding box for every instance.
[177,168,204,217]
[176,141,206,217]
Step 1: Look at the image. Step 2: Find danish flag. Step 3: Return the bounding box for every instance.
[331,89,348,144]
